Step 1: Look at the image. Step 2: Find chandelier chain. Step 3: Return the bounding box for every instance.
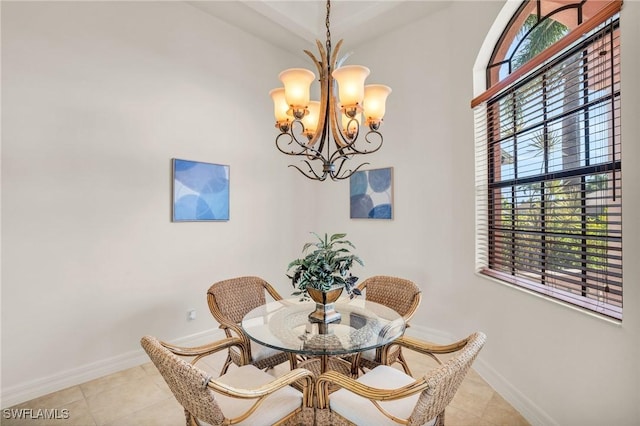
[325,0,331,53]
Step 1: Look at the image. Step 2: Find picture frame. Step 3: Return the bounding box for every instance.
[172,158,230,222]
[349,167,393,220]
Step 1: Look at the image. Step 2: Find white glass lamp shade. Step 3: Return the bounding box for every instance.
[363,84,392,123]
[301,101,321,137]
[279,68,315,109]
[269,88,289,123]
[332,65,370,108]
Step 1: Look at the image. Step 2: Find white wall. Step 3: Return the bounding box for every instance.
[308,1,640,425]
[2,1,639,424]
[0,0,308,405]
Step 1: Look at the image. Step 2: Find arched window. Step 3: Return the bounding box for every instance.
[472,0,622,319]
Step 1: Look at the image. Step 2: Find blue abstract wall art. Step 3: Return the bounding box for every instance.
[172,159,229,221]
[350,167,393,220]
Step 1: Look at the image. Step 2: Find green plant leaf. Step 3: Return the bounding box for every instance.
[287,232,363,298]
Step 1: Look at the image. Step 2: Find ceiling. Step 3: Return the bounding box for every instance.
[188,1,451,55]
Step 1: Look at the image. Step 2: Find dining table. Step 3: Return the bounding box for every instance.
[241,297,406,376]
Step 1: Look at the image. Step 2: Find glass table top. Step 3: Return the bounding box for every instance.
[241,298,406,356]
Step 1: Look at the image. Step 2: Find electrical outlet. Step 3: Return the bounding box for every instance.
[187,309,196,321]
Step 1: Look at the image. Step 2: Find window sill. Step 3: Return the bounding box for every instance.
[475,269,622,325]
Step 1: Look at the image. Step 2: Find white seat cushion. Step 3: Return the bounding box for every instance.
[213,365,302,426]
[250,340,282,363]
[330,365,437,426]
[360,348,376,361]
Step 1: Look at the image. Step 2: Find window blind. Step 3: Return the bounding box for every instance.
[474,13,622,319]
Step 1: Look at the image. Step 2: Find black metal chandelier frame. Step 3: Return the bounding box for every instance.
[273,0,385,181]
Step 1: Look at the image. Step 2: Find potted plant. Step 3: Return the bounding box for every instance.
[287,232,364,323]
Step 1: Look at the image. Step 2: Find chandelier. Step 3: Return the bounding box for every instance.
[269,0,391,181]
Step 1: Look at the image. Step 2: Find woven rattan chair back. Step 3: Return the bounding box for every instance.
[208,276,279,324]
[359,275,422,321]
[141,335,225,426]
[207,276,288,374]
[316,332,486,426]
[357,275,422,374]
[410,332,486,425]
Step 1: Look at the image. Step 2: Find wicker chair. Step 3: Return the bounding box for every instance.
[355,275,422,375]
[207,276,290,375]
[141,335,315,426]
[316,332,486,426]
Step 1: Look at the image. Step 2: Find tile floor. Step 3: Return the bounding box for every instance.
[2,347,530,426]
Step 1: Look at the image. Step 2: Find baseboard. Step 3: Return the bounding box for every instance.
[0,328,224,408]
[407,324,457,343]
[3,325,557,426]
[472,357,557,426]
[408,325,556,426]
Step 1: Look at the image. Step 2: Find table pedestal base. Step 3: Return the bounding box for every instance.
[308,302,342,323]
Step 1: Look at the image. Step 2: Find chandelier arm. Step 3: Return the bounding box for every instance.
[343,116,361,142]
[304,41,329,149]
[288,121,324,158]
[328,40,353,149]
[303,46,322,75]
[318,39,329,75]
[316,119,334,161]
[331,157,350,180]
[327,132,363,163]
[331,123,356,150]
[329,39,343,73]
[275,126,311,156]
[331,158,370,181]
[275,123,329,163]
[336,51,353,68]
[275,132,301,156]
[329,91,349,150]
[330,130,384,158]
[328,144,353,165]
[289,163,328,181]
[327,115,364,161]
[361,130,384,154]
[343,161,370,177]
